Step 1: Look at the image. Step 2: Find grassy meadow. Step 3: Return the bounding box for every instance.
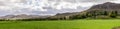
[0,19,120,29]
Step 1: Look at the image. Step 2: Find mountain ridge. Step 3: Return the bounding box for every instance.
[0,14,50,19]
[47,2,120,19]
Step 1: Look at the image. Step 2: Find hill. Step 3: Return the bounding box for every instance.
[0,14,50,20]
[48,2,120,20]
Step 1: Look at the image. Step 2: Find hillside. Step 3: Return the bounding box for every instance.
[0,14,50,19]
[87,2,120,12]
[48,2,120,20]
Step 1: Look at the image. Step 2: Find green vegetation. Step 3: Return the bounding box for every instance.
[71,11,119,19]
[108,11,118,18]
[0,19,119,29]
[46,10,119,20]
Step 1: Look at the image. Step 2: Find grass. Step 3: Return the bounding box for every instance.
[0,19,120,29]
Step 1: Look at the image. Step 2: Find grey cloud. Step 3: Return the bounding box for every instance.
[78,0,117,3]
[0,0,117,16]
[18,0,27,3]
[48,0,117,3]
[48,0,57,1]
[0,2,6,6]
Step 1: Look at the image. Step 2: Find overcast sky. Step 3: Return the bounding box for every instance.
[0,0,119,16]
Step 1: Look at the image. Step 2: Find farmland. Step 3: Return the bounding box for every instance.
[0,19,120,29]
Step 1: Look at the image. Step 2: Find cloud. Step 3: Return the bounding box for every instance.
[47,0,117,3]
[0,0,118,16]
[78,0,117,3]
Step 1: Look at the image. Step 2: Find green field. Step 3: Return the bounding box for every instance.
[0,19,120,29]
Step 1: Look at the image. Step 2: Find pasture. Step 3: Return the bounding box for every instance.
[0,19,120,29]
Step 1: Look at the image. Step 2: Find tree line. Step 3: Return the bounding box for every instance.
[44,10,119,20]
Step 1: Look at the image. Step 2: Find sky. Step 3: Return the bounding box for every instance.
[0,0,119,16]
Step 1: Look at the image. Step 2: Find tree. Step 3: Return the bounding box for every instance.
[103,11,108,15]
[108,11,118,18]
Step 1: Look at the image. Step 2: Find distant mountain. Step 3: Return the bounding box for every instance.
[48,2,120,19]
[88,2,120,11]
[83,2,120,16]
[55,12,80,16]
[0,14,50,19]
